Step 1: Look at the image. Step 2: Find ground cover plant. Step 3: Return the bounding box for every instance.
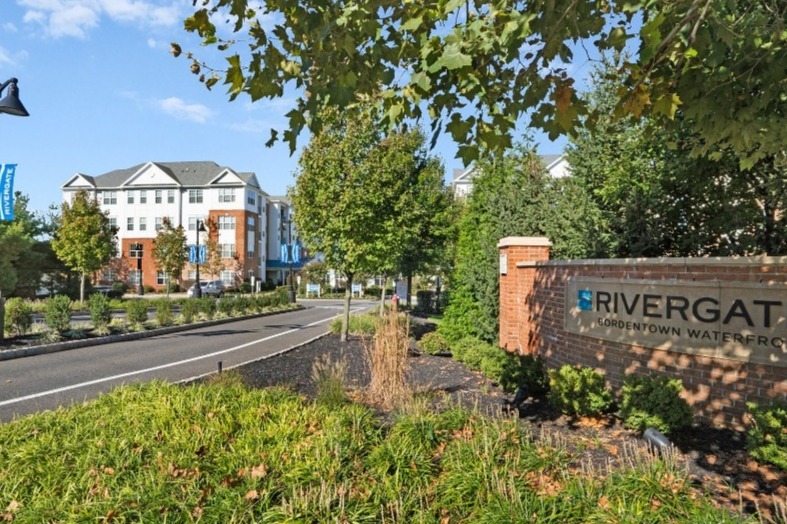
[0,380,748,523]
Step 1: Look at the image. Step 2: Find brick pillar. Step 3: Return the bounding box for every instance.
[498,237,551,354]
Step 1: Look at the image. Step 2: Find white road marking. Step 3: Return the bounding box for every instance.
[0,316,335,408]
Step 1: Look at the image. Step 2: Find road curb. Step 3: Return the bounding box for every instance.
[0,307,302,362]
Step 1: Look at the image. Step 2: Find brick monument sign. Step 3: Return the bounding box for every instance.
[498,237,786,428]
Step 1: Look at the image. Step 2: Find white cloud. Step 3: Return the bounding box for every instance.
[3,23,19,32]
[18,0,183,39]
[0,46,29,69]
[157,96,213,123]
[0,48,14,68]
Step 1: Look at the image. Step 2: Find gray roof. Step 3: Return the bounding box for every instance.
[540,154,563,168]
[89,161,253,189]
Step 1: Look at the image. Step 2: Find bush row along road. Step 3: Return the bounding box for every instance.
[0,299,374,422]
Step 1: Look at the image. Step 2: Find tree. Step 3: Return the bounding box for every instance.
[198,217,224,281]
[388,132,455,307]
[178,0,785,168]
[51,190,118,303]
[440,144,603,344]
[153,217,188,297]
[290,107,428,341]
[567,63,787,257]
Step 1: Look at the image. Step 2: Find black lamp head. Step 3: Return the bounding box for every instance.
[0,78,29,117]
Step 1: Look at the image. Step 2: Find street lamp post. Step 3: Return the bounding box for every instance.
[0,78,30,117]
[194,220,207,299]
[0,77,29,341]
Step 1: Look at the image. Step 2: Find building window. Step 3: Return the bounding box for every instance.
[187,270,196,280]
[129,270,141,285]
[247,270,254,280]
[109,217,117,229]
[127,191,135,204]
[129,243,143,258]
[220,270,235,287]
[155,190,162,204]
[103,191,117,205]
[247,217,255,229]
[167,190,175,204]
[139,190,147,204]
[139,217,147,231]
[188,217,198,231]
[156,271,168,286]
[102,268,116,282]
[219,244,236,258]
[155,217,163,231]
[188,189,203,203]
[218,216,235,230]
[247,191,256,206]
[218,188,235,203]
[127,217,134,231]
[247,249,255,259]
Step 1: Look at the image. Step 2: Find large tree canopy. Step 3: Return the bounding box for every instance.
[178,0,785,168]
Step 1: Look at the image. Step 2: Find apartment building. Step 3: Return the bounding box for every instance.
[451,154,570,197]
[265,196,302,285]
[61,161,270,291]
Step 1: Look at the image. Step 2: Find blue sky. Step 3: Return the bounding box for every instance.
[1,0,567,215]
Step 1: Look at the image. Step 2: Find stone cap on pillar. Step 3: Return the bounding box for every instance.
[497,237,552,248]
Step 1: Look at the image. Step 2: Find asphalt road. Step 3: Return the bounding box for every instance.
[0,299,374,423]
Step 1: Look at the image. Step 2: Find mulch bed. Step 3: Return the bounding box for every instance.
[234,321,786,522]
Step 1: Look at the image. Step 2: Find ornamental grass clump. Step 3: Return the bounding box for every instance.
[620,374,693,435]
[179,298,198,324]
[364,311,411,410]
[311,354,348,408]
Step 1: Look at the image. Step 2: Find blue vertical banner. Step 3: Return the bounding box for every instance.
[280,244,289,263]
[292,243,301,264]
[188,245,197,264]
[0,164,16,221]
[198,245,207,264]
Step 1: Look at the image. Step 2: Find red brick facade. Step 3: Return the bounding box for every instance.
[499,237,787,429]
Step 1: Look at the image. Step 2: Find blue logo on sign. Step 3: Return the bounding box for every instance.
[578,290,592,311]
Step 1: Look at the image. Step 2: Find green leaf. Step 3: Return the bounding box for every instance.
[432,44,471,71]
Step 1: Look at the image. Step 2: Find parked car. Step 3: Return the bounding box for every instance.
[186,280,225,298]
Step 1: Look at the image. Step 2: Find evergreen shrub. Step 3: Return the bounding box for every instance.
[4,297,33,337]
[418,331,450,355]
[620,374,693,434]
[125,300,149,326]
[548,365,614,417]
[88,293,112,330]
[498,353,549,394]
[45,295,73,333]
[746,400,787,471]
[155,300,174,327]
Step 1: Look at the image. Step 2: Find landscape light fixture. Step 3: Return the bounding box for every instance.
[0,78,29,117]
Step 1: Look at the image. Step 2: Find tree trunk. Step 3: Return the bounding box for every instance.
[406,272,413,307]
[80,272,86,304]
[379,275,387,316]
[341,273,353,342]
